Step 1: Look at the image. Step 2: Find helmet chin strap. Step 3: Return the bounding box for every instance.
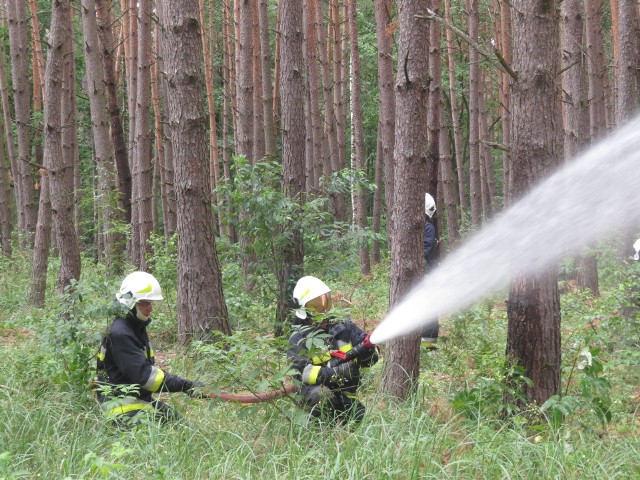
[135,307,149,322]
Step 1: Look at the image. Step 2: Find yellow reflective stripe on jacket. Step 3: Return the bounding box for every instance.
[308,366,321,385]
[311,352,332,365]
[339,343,352,353]
[302,364,322,385]
[142,366,165,392]
[97,345,107,361]
[101,397,154,416]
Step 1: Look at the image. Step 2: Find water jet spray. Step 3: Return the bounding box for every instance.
[370,117,640,345]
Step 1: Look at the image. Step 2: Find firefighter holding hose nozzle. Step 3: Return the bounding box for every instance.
[287,276,378,425]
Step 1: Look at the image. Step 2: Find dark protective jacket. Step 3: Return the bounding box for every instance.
[96,310,194,405]
[287,317,378,395]
[423,213,440,272]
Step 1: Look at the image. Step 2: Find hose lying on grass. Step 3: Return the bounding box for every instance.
[206,384,298,403]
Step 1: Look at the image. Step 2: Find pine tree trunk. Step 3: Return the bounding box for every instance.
[154,1,178,238]
[134,0,153,270]
[498,0,512,204]
[7,0,36,246]
[252,2,266,164]
[96,0,132,225]
[444,0,467,216]
[374,0,396,245]
[467,0,482,226]
[347,0,371,275]
[46,0,82,294]
[382,0,430,399]
[161,0,231,342]
[0,126,11,256]
[439,91,460,248]
[81,0,120,269]
[29,169,51,306]
[199,0,221,215]
[319,0,344,221]
[258,0,277,157]
[506,0,562,405]
[277,0,306,336]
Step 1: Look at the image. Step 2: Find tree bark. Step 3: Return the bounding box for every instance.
[199,0,221,213]
[45,0,82,294]
[382,0,430,399]
[161,0,231,341]
[258,0,277,157]
[81,0,121,270]
[96,0,132,225]
[467,0,482,226]
[0,125,11,256]
[444,0,467,216]
[347,0,371,275]
[7,0,36,246]
[154,0,178,238]
[318,0,343,220]
[277,0,306,336]
[374,0,396,245]
[133,0,153,270]
[29,169,51,306]
[506,0,562,405]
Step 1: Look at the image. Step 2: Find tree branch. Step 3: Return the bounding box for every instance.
[416,9,518,81]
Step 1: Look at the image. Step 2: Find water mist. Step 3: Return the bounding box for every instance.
[370,117,640,345]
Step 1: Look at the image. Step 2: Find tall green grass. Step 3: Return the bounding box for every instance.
[1,252,639,478]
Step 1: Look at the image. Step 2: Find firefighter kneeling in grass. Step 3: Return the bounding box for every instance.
[287,276,378,425]
[96,271,206,425]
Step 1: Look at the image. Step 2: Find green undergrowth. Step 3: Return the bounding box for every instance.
[1,248,639,478]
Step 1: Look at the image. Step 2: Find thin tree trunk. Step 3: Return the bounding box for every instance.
[332,0,346,184]
[134,0,153,270]
[252,2,266,163]
[96,0,132,225]
[81,0,120,269]
[258,0,277,157]
[371,123,383,264]
[29,169,51,306]
[155,0,178,238]
[0,41,18,231]
[306,0,323,189]
[65,5,80,247]
[277,0,306,336]
[426,0,440,208]
[479,71,497,215]
[439,91,460,248]
[374,0,396,244]
[444,0,467,216]
[199,0,221,213]
[7,0,36,246]
[467,0,482,226]
[0,125,11,256]
[46,0,82,294]
[499,0,512,204]
[319,0,344,220]
[347,0,370,275]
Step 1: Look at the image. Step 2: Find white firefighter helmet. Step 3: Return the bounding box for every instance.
[425,193,436,218]
[293,276,331,319]
[634,238,640,261]
[116,271,164,310]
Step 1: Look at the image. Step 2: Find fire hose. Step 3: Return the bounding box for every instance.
[206,334,377,404]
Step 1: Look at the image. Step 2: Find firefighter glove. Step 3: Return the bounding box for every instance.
[185,380,208,398]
